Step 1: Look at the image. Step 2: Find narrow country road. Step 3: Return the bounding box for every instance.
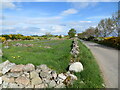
[80,40,118,88]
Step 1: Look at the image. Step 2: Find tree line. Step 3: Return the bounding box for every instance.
[77,11,119,39]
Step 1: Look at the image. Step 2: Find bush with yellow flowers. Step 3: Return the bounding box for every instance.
[100,37,120,49]
[0,37,6,42]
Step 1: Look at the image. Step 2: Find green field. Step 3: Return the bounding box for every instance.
[2,40,72,73]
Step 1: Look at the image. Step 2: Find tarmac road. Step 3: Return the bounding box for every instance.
[81,40,118,88]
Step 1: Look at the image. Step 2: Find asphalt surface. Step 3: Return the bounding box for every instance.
[80,40,118,88]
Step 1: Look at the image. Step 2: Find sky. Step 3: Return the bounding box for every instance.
[1,1,118,36]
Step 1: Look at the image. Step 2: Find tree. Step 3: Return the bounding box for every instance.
[68,28,76,38]
[98,19,107,37]
[98,18,116,37]
[84,27,96,37]
[112,10,120,36]
[94,27,101,37]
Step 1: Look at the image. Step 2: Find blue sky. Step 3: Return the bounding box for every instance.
[1,1,118,35]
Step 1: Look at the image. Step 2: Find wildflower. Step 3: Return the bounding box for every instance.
[18,56,20,58]
[13,57,16,59]
[12,56,16,59]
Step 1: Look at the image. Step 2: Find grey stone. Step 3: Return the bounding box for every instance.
[15,76,30,86]
[7,72,22,78]
[69,62,83,72]
[2,75,15,83]
[58,73,66,80]
[48,80,56,88]
[31,77,42,85]
[30,71,39,79]
[2,63,16,74]
[56,78,64,84]
[23,64,35,71]
[40,71,49,78]
[10,65,24,72]
[37,64,49,71]
[0,60,10,71]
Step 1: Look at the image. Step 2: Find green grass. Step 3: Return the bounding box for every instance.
[69,40,104,88]
[2,39,72,73]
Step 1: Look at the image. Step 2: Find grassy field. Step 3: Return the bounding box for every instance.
[70,40,104,88]
[2,39,103,88]
[2,39,72,73]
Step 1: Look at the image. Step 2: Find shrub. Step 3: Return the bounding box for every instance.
[0,37,6,42]
[100,37,120,49]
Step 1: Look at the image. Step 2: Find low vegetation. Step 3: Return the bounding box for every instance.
[70,40,104,88]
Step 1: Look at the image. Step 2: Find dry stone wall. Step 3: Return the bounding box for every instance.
[0,60,77,88]
[69,38,83,72]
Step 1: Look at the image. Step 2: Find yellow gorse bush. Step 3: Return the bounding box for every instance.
[0,37,6,42]
[102,37,120,49]
[104,37,114,40]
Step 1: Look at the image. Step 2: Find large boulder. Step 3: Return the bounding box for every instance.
[69,62,83,72]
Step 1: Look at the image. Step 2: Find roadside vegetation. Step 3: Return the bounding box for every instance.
[70,40,104,88]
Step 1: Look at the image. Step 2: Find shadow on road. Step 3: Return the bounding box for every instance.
[87,42,118,50]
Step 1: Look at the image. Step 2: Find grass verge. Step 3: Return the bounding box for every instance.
[69,40,104,88]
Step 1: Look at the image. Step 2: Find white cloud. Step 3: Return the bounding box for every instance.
[61,8,78,16]
[87,15,111,19]
[79,21,92,23]
[0,1,16,9]
[71,2,98,9]
[51,25,66,33]
[2,15,62,26]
